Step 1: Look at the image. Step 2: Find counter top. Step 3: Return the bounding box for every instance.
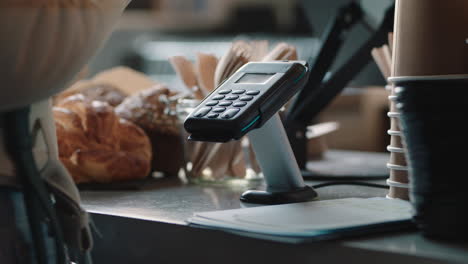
[81,177,468,264]
[82,175,388,225]
[79,151,468,264]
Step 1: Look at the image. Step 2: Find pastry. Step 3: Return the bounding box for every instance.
[54,95,152,183]
[115,84,180,135]
[115,85,184,176]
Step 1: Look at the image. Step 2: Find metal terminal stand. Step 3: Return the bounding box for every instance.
[241,113,318,204]
[285,3,395,173]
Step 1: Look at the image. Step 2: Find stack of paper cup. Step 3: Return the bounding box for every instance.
[386,85,409,200]
[388,0,468,239]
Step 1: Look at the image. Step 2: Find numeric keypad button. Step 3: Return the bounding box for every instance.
[219,101,233,106]
[221,108,240,119]
[194,107,211,117]
[232,89,246,94]
[246,90,260,95]
[212,95,225,100]
[212,107,226,113]
[218,89,231,94]
[233,102,247,107]
[240,96,254,101]
[225,95,239,100]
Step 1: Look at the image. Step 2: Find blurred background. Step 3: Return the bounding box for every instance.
[88,0,394,153]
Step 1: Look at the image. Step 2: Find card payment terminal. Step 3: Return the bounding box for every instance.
[184,61,318,204]
[184,61,309,142]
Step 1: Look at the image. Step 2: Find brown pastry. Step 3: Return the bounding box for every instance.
[54,95,152,184]
[54,80,126,107]
[115,85,184,176]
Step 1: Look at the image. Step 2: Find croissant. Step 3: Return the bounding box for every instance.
[54,95,152,183]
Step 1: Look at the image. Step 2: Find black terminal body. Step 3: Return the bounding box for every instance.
[184,61,309,142]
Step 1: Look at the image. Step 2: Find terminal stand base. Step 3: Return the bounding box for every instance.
[243,113,318,205]
[240,186,317,205]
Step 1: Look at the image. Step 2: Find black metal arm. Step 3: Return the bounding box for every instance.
[284,2,395,170]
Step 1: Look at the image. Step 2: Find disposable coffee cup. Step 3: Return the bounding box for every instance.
[389,102,397,113]
[387,186,410,201]
[389,169,408,184]
[390,151,407,166]
[386,162,408,171]
[387,130,402,137]
[390,134,404,149]
[393,0,468,77]
[387,159,409,201]
[387,179,409,189]
[390,76,468,240]
[390,117,401,131]
[388,98,398,113]
[387,112,401,118]
[386,178,410,201]
[386,146,404,154]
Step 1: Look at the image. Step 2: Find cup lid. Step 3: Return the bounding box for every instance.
[389,75,468,84]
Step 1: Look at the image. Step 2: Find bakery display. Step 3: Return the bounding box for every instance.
[54,95,152,184]
[50,40,307,185]
[54,67,184,182]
